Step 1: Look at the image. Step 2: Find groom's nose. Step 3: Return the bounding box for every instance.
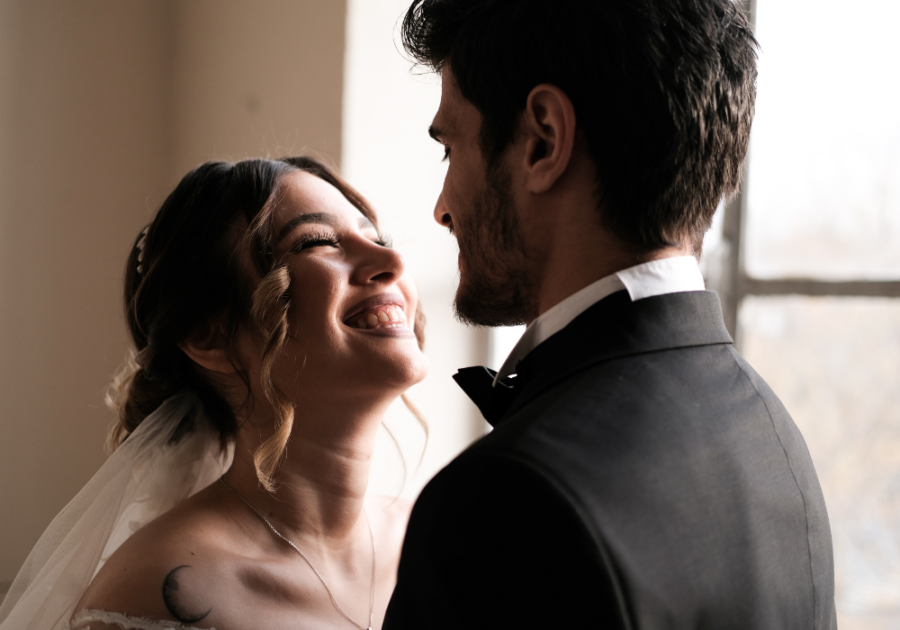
[434,192,452,229]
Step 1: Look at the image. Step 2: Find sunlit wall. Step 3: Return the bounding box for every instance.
[342,0,487,498]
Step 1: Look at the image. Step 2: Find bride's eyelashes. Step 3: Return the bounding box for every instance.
[289,231,340,254]
[288,230,393,254]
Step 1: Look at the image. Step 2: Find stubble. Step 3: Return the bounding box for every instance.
[453,163,539,327]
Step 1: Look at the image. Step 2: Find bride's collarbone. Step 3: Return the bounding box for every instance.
[73,488,413,630]
[76,545,339,630]
[75,505,386,630]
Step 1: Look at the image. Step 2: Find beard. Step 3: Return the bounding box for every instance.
[453,163,539,327]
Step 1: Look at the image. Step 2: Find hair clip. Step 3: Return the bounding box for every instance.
[136,225,150,274]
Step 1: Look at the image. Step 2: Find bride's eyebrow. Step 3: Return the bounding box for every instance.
[276,212,336,244]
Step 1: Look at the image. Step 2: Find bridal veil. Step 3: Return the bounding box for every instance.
[0,392,232,630]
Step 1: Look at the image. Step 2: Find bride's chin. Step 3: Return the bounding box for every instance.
[373,353,429,391]
[408,355,429,386]
[389,353,429,386]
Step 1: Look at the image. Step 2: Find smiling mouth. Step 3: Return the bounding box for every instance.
[345,305,407,330]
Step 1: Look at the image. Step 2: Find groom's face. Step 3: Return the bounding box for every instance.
[429,69,539,326]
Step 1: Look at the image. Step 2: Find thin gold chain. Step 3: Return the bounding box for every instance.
[219,478,376,630]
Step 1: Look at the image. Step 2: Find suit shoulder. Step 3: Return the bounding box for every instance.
[411,447,596,545]
[422,445,559,497]
[396,449,629,629]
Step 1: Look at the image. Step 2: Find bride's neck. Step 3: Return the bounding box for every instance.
[223,393,389,544]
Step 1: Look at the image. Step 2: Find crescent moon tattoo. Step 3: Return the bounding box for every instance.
[162,565,213,624]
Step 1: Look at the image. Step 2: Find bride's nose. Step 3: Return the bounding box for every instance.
[352,238,406,285]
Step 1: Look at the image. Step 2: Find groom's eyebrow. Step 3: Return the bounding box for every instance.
[276,213,337,243]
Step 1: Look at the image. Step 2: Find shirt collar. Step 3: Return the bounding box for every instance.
[493,256,705,385]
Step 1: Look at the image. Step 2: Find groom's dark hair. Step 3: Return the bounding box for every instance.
[402,0,758,253]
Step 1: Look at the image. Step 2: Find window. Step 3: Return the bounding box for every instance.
[705,1,900,626]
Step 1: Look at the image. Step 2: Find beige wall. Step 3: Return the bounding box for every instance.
[0,0,347,592]
[168,0,345,178]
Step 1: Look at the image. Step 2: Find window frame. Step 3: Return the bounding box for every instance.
[712,0,900,346]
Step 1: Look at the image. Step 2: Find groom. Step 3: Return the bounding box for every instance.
[385,0,836,628]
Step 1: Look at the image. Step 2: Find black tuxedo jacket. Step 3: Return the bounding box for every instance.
[384,290,836,629]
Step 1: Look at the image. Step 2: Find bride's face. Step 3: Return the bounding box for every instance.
[257,171,428,400]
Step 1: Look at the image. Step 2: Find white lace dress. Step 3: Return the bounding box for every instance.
[65,610,213,630]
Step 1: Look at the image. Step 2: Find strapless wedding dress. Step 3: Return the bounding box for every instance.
[65,609,213,630]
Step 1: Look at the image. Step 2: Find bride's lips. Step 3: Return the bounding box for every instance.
[343,293,414,337]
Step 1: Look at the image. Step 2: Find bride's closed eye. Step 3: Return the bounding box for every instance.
[289,231,340,253]
[288,230,393,255]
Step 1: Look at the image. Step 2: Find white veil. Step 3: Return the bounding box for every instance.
[0,391,233,630]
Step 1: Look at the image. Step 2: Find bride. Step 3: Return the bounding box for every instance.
[0,157,429,630]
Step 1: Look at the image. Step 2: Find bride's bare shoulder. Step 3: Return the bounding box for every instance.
[73,489,237,628]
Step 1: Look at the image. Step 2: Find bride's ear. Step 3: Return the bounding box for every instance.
[178,321,237,374]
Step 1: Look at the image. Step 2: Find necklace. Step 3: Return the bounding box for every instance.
[219,478,376,630]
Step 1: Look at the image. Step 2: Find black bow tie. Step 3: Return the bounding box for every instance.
[453,366,525,427]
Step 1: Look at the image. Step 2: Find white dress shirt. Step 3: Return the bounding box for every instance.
[494,255,706,385]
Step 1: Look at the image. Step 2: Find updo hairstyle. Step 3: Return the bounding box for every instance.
[108,156,425,491]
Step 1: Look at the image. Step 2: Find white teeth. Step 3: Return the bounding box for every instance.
[348,306,407,329]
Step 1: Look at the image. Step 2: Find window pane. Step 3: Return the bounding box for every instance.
[740,296,900,628]
[744,0,900,280]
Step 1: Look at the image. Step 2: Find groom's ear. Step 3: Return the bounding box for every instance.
[518,84,577,194]
[178,320,237,374]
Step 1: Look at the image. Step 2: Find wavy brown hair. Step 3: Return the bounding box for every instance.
[108,156,426,491]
